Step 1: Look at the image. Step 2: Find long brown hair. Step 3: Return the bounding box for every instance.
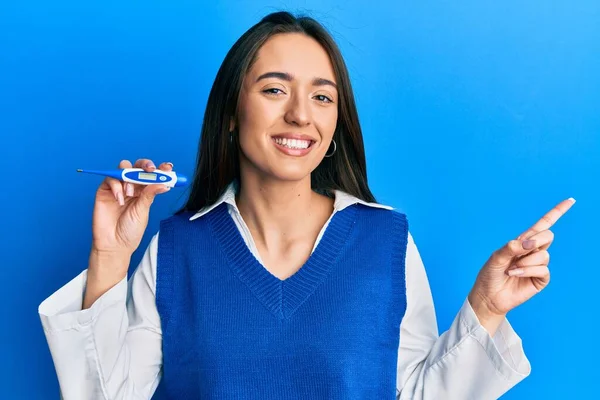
[178,11,376,214]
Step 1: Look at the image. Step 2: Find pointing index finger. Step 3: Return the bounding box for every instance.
[518,198,576,240]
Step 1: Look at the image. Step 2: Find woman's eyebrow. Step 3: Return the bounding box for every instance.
[256,71,293,82]
[256,71,337,89]
[312,77,337,90]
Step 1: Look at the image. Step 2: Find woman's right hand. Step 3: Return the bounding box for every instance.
[91,158,172,259]
[82,158,172,309]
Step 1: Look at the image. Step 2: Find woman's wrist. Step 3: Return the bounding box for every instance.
[468,290,506,337]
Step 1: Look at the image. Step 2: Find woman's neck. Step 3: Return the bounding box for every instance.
[235,172,333,250]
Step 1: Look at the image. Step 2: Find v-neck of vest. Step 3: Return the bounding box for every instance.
[207,202,358,320]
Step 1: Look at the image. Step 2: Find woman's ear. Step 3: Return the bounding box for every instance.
[229,118,235,132]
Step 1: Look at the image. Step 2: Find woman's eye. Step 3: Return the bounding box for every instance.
[263,88,284,95]
[314,94,333,103]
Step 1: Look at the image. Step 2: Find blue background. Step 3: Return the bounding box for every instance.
[2,0,598,398]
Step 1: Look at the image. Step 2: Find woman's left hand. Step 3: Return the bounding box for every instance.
[468,198,576,335]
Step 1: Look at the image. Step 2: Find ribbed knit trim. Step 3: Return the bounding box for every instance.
[156,216,176,330]
[207,202,358,320]
[390,211,408,322]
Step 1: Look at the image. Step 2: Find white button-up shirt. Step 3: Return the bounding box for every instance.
[38,183,531,399]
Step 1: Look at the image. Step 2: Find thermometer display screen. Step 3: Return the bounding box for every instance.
[138,172,157,181]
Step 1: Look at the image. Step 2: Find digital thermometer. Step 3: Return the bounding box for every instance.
[77,168,189,188]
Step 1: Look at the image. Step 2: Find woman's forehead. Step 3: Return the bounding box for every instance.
[249,33,336,82]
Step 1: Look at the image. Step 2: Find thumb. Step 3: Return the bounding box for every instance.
[489,238,538,268]
[137,184,171,209]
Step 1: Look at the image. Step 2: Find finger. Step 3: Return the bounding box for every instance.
[529,229,554,251]
[513,249,550,268]
[133,158,157,171]
[516,229,555,253]
[136,183,170,210]
[517,198,576,240]
[490,239,538,267]
[158,161,174,172]
[506,265,550,279]
[101,159,132,206]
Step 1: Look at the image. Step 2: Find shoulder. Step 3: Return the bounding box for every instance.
[159,209,204,228]
[352,203,408,224]
[155,211,199,245]
[157,203,231,241]
[333,190,407,222]
[350,204,409,245]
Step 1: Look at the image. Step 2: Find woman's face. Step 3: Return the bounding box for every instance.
[235,32,339,183]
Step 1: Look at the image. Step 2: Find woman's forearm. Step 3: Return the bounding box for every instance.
[83,249,130,309]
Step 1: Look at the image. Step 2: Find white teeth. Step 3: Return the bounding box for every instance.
[274,137,311,149]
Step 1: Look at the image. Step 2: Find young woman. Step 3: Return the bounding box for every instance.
[39,11,574,400]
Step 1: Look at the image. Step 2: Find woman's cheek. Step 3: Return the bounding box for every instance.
[315,109,338,139]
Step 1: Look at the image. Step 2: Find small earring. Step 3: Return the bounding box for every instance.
[229,131,234,143]
[325,139,336,157]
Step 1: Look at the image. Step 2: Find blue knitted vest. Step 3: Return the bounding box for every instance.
[153,202,408,399]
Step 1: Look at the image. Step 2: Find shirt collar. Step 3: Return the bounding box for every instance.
[188,181,393,221]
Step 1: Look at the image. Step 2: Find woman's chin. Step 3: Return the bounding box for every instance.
[240,150,320,183]
[255,162,316,183]
[269,167,313,182]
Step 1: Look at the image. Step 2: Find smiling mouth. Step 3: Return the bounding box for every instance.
[271,137,315,150]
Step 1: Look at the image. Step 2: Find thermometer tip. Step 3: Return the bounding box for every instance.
[76,169,83,172]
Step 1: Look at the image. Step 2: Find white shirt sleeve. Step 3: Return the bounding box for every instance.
[38,233,163,400]
[396,232,531,399]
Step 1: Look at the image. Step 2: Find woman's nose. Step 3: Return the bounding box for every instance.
[284,95,311,127]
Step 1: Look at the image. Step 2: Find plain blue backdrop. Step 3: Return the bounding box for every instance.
[2,0,598,398]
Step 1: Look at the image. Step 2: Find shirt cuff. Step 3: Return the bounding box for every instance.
[38,269,127,333]
[460,298,531,381]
